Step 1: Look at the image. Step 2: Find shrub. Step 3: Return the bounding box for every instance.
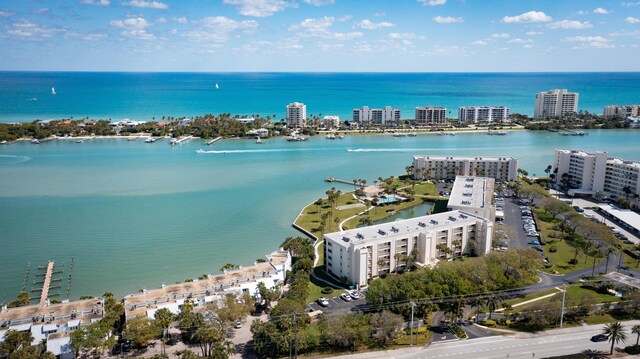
[624,345,640,355]
[480,319,497,327]
[549,245,557,253]
[321,287,333,295]
[448,323,467,339]
[569,258,578,265]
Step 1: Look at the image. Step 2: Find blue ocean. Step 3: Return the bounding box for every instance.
[1,72,639,122]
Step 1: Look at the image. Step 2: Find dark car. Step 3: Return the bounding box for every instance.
[591,334,608,342]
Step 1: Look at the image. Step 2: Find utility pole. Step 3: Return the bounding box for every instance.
[293,312,298,359]
[559,284,566,328]
[410,302,416,346]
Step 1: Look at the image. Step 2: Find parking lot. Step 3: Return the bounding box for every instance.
[499,197,541,249]
[307,291,367,314]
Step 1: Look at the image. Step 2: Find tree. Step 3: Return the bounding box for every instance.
[154,308,175,355]
[178,301,205,344]
[176,349,200,359]
[632,324,640,346]
[204,293,253,331]
[0,330,36,357]
[7,291,30,308]
[369,311,404,346]
[70,321,115,358]
[193,325,235,358]
[125,316,158,348]
[257,282,281,312]
[485,295,504,320]
[544,164,552,177]
[219,263,238,272]
[603,322,627,354]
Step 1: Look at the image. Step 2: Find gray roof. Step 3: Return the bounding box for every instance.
[448,176,494,209]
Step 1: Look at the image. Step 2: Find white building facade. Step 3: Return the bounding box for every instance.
[448,176,496,222]
[324,211,493,287]
[554,149,640,199]
[534,89,579,118]
[353,106,400,125]
[604,105,640,119]
[323,115,341,129]
[415,106,447,126]
[413,155,518,182]
[458,106,510,124]
[286,102,307,128]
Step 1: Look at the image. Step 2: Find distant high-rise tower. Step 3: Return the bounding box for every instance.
[286,102,307,128]
[534,89,578,118]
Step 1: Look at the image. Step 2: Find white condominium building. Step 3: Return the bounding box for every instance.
[554,149,640,199]
[458,106,510,124]
[448,176,496,222]
[323,115,341,129]
[604,105,640,119]
[353,106,400,125]
[413,155,518,182]
[534,89,579,118]
[415,106,447,126]
[286,102,307,128]
[324,211,493,287]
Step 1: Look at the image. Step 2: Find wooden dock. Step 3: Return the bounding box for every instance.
[206,136,223,145]
[324,177,366,187]
[39,261,55,306]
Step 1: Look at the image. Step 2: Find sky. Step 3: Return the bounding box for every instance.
[0,0,639,72]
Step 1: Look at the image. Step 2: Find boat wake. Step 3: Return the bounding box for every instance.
[196,148,317,154]
[0,154,31,165]
[347,148,467,153]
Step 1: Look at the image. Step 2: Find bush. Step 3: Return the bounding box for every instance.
[448,323,467,339]
[321,287,333,295]
[480,319,497,327]
[549,245,557,253]
[625,345,640,355]
[569,258,578,265]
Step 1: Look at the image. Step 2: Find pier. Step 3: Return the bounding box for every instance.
[39,261,55,306]
[170,135,194,145]
[206,136,223,145]
[324,177,366,187]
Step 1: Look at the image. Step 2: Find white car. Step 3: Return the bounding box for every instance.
[339,293,352,302]
[349,291,360,300]
[316,297,329,307]
[235,320,242,329]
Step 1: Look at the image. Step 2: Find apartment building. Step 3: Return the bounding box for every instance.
[353,106,400,125]
[415,106,447,126]
[286,102,307,128]
[603,105,640,119]
[448,176,496,222]
[534,89,579,118]
[554,149,640,199]
[413,155,518,182]
[458,106,510,124]
[323,115,341,129]
[324,211,493,287]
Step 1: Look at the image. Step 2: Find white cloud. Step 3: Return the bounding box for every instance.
[523,44,533,49]
[353,41,372,53]
[622,2,640,7]
[110,17,155,39]
[610,29,640,37]
[507,38,533,44]
[124,0,168,9]
[289,16,362,40]
[318,42,344,50]
[471,40,488,45]
[433,16,463,23]
[184,16,258,43]
[491,33,510,39]
[387,32,424,40]
[7,21,64,40]
[174,17,188,24]
[427,45,467,56]
[355,19,395,30]
[502,11,552,24]
[223,0,293,17]
[303,0,334,5]
[564,35,613,48]
[66,31,108,41]
[81,0,110,6]
[548,20,593,29]
[418,0,446,6]
[526,31,543,36]
[593,8,609,14]
[626,17,640,23]
[0,11,16,17]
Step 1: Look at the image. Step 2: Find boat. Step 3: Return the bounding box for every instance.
[31,139,40,144]
[338,135,345,139]
[170,138,179,145]
[51,87,56,95]
[287,134,308,142]
[325,134,336,140]
[30,98,38,101]
[195,149,206,154]
[560,131,587,136]
[1,140,7,144]
[408,133,417,137]
[256,137,263,144]
[215,83,219,89]
[487,130,507,135]
[392,133,407,137]
[75,140,83,143]
[145,138,156,143]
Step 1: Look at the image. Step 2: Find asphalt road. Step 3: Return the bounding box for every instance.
[307,291,366,314]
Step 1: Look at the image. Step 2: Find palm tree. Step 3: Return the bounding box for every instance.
[603,246,616,274]
[632,324,640,346]
[154,308,175,356]
[603,322,627,354]
[485,295,503,320]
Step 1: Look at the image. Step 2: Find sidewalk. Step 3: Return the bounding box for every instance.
[513,319,640,339]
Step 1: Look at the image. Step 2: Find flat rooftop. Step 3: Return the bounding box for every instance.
[556,149,606,157]
[413,155,515,161]
[607,157,640,169]
[0,298,103,326]
[325,210,487,248]
[448,176,494,209]
[599,204,640,233]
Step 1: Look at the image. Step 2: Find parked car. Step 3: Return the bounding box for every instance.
[591,334,608,342]
[339,293,352,302]
[532,246,544,252]
[527,240,540,245]
[573,206,584,213]
[349,291,360,300]
[235,320,243,329]
[316,297,329,307]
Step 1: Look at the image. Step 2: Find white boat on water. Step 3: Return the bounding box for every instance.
[195,149,206,154]
[325,134,336,140]
[215,83,219,89]
[145,138,156,143]
[51,87,56,95]
[287,134,308,142]
[31,139,40,144]
[408,133,417,137]
[338,135,345,139]
[170,138,179,145]
[256,137,263,144]
[488,130,507,135]
[392,133,407,137]
[76,140,83,143]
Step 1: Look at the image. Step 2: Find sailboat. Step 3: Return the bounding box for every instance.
[51,87,56,95]
[215,83,219,89]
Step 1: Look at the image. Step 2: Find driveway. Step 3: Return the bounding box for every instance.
[307,291,366,315]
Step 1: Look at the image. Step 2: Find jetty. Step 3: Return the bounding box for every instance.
[324,177,366,187]
[39,261,55,306]
[170,135,194,145]
[206,136,223,145]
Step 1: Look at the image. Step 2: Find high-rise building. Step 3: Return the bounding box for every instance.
[415,106,447,126]
[458,106,510,123]
[604,105,640,119]
[413,155,518,182]
[286,102,307,128]
[447,176,496,222]
[353,106,400,125]
[323,115,341,129]
[534,89,579,118]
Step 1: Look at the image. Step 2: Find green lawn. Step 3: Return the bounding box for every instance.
[295,193,366,237]
[565,284,620,304]
[343,197,429,230]
[505,288,559,308]
[409,182,437,196]
[307,266,347,303]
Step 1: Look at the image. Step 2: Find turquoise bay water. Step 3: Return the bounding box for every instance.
[1,72,640,122]
[1,129,640,299]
